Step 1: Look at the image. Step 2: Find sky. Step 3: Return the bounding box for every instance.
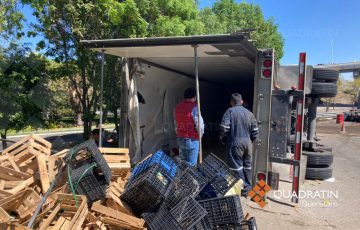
[20,0,359,79]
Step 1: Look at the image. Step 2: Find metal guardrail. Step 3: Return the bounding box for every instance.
[317,112,337,119]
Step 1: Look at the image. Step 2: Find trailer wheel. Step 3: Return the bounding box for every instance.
[310,82,337,98]
[313,68,339,82]
[305,167,333,180]
[303,150,333,167]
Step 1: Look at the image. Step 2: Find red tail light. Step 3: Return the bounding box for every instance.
[263,59,272,68]
[262,69,272,78]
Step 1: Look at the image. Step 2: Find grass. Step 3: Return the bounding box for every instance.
[7,124,115,137]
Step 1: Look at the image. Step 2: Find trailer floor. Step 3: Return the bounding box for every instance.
[243,128,360,229]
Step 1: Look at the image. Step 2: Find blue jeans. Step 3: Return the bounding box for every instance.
[177,138,199,166]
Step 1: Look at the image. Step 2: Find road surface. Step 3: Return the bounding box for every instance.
[0,131,84,152]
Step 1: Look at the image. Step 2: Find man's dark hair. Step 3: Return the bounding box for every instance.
[231,93,242,104]
[92,129,100,135]
[184,87,197,99]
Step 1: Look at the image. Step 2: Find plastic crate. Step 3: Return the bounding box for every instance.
[165,168,204,208]
[169,197,207,229]
[216,217,257,230]
[143,206,181,230]
[68,140,112,183]
[121,165,173,215]
[197,153,228,179]
[130,150,177,182]
[239,217,257,230]
[70,164,107,203]
[199,195,244,226]
[197,154,239,199]
[190,216,213,230]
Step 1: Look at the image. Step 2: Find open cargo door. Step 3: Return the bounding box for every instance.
[81,34,259,163]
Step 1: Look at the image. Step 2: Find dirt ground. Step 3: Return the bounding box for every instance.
[242,120,360,230]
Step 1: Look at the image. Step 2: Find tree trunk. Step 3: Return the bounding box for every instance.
[76,112,83,126]
[81,58,91,140]
[113,107,119,131]
[1,132,8,150]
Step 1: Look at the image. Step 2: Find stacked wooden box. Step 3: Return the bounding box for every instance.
[0,135,144,230]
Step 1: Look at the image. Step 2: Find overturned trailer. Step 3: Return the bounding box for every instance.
[81,34,312,202]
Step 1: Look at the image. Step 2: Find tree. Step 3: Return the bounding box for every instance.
[0,0,24,40]
[0,44,51,149]
[23,0,205,139]
[348,78,360,108]
[200,0,284,60]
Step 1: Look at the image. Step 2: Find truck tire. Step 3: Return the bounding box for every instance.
[313,68,339,82]
[305,167,333,180]
[302,150,333,167]
[310,82,337,98]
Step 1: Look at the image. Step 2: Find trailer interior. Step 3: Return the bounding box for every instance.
[82,34,259,161]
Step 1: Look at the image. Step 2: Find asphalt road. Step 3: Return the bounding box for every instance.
[243,130,360,229]
[0,131,84,153]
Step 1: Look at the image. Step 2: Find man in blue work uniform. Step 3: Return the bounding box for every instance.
[220,93,258,197]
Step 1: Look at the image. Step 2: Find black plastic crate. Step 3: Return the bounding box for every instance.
[129,150,178,182]
[68,140,112,184]
[239,217,257,230]
[199,195,244,226]
[197,153,228,179]
[197,154,239,199]
[70,163,107,203]
[189,215,213,230]
[143,206,182,230]
[165,168,204,208]
[121,165,173,215]
[169,197,207,229]
[216,217,257,230]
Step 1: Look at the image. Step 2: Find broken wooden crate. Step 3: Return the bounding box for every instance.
[30,193,88,230]
[0,135,52,194]
[0,189,41,223]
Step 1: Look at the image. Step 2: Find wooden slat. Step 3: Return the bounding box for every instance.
[0,180,5,190]
[0,166,31,181]
[31,141,51,155]
[38,203,61,230]
[108,163,131,169]
[51,215,67,230]
[100,217,145,230]
[4,144,29,160]
[4,154,21,172]
[30,134,52,148]
[103,155,130,163]
[2,136,31,154]
[36,154,50,193]
[70,205,88,230]
[91,202,144,228]
[99,147,129,154]
[0,207,10,222]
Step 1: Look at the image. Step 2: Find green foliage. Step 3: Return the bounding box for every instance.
[342,77,360,103]
[0,0,24,40]
[0,44,50,135]
[7,0,284,141]
[200,0,284,60]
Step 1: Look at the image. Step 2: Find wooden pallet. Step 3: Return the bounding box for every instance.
[0,189,41,223]
[35,193,88,230]
[99,148,131,179]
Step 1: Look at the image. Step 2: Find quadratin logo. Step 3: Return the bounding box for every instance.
[248,180,271,208]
